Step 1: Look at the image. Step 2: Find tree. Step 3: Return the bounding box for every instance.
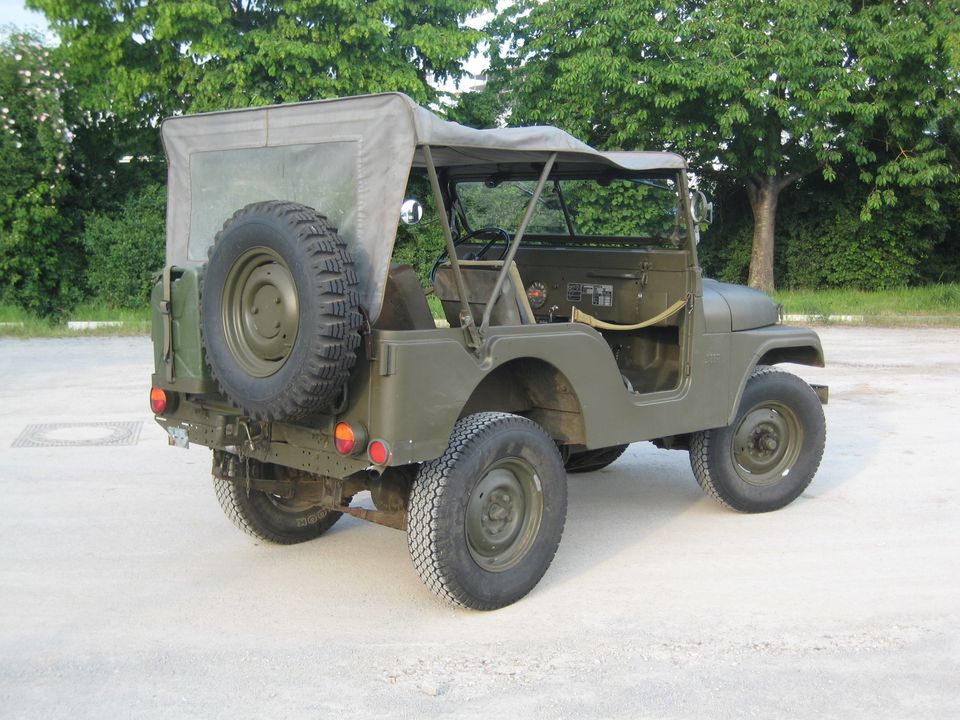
[28,0,494,128]
[0,30,84,315]
[492,0,960,291]
[82,182,166,308]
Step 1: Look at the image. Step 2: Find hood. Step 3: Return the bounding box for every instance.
[702,279,778,333]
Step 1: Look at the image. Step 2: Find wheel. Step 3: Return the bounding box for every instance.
[212,459,347,544]
[690,367,826,513]
[429,227,511,281]
[407,412,567,610]
[565,444,629,474]
[200,201,362,422]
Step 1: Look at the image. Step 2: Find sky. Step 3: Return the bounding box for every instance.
[0,0,48,32]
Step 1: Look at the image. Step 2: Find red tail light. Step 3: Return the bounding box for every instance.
[150,387,168,414]
[368,439,391,466]
[334,422,359,455]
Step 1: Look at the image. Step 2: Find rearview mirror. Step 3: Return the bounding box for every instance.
[691,190,713,224]
[400,198,424,225]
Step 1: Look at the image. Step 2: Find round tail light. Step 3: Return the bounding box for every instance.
[368,439,391,466]
[334,422,359,455]
[150,388,168,414]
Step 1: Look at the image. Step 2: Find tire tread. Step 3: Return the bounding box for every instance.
[407,412,566,610]
[690,366,826,513]
[201,200,362,422]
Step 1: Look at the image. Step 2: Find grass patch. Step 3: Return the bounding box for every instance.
[0,302,151,338]
[773,284,960,326]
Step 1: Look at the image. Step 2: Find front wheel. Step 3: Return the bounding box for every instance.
[407,413,567,610]
[690,367,826,513]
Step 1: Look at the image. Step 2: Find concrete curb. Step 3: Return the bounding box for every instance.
[783,313,865,324]
[66,320,125,330]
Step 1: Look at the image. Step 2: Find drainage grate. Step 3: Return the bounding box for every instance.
[12,421,143,448]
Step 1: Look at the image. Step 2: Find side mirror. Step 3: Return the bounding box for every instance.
[400,198,424,225]
[691,190,713,225]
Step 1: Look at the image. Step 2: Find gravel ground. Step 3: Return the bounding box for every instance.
[1,328,958,719]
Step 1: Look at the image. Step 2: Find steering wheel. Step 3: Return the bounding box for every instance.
[430,227,511,282]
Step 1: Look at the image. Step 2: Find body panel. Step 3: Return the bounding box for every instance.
[151,267,824,478]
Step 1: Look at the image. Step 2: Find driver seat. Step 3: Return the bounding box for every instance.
[373,264,437,331]
[433,260,536,327]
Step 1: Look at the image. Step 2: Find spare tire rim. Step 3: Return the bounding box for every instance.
[731,402,803,486]
[222,246,300,378]
[465,457,544,573]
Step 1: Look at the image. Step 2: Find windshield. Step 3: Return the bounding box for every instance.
[455,175,687,246]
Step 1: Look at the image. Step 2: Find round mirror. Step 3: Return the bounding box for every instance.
[400,198,424,225]
[691,190,713,224]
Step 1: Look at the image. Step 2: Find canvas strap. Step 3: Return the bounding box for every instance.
[572,293,691,332]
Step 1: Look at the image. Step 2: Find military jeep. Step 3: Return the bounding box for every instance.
[150,93,826,610]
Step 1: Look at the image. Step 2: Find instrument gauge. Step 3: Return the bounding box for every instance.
[526,281,548,310]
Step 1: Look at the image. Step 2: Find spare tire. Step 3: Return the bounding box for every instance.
[201,201,362,422]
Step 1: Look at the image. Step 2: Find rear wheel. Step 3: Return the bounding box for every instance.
[690,367,826,513]
[212,455,346,544]
[407,413,567,610]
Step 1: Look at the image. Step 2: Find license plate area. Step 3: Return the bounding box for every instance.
[167,426,190,448]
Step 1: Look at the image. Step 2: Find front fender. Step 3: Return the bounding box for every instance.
[726,324,825,426]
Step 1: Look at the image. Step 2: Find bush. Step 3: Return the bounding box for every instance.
[82,183,165,308]
[0,31,85,317]
[699,175,951,290]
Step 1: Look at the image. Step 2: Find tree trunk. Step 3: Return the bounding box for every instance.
[746,176,780,293]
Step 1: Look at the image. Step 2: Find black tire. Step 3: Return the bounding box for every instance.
[213,460,346,545]
[690,367,826,513]
[565,444,629,474]
[201,201,362,422]
[407,412,567,610]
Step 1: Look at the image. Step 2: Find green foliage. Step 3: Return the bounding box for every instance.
[699,174,950,291]
[0,31,84,316]
[4,1,493,312]
[29,0,494,125]
[490,0,960,289]
[82,183,166,308]
[456,176,685,242]
[392,174,446,283]
[565,180,682,241]
[918,184,960,284]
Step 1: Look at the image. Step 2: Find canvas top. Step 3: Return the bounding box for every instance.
[161,92,687,321]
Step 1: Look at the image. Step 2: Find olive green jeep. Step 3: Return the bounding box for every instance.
[150,93,827,610]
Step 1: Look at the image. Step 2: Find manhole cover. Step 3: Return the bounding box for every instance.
[12,421,143,448]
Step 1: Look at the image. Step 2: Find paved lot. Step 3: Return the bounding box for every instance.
[1,328,958,719]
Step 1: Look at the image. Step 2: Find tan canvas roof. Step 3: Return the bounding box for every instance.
[161,92,686,321]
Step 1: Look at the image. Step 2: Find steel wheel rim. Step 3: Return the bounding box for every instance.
[465,458,544,573]
[731,402,803,486]
[221,246,299,378]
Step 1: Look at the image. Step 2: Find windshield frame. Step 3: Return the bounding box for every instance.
[449,168,693,249]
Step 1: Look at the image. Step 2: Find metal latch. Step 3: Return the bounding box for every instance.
[160,265,175,383]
